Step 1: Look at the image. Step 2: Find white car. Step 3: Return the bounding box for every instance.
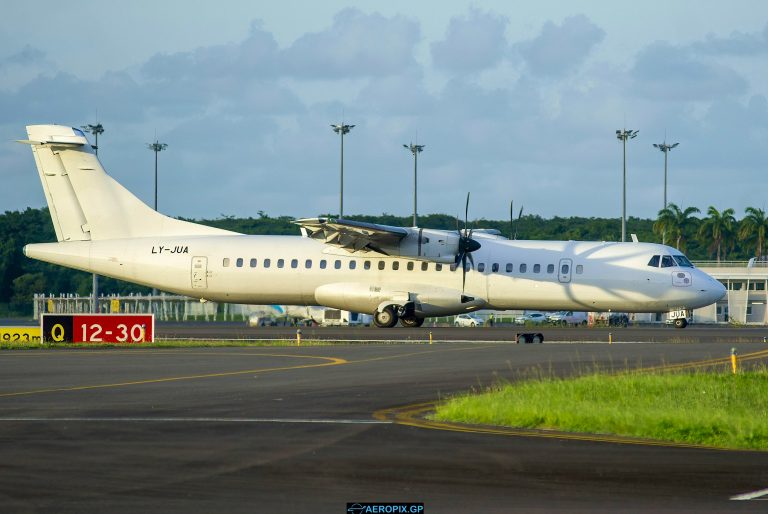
[514,312,548,325]
[547,311,588,326]
[454,313,484,327]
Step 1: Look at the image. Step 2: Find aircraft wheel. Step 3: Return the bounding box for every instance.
[374,306,399,328]
[674,318,688,329]
[532,333,544,344]
[400,316,425,328]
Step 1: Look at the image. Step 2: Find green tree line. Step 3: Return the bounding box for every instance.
[1,206,763,316]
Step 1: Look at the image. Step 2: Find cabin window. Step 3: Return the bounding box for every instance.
[450,263,458,272]
[378,261,385,270]
[291,259,298,269]
[477,263,486,272]
[533,264,541,273]
[392,261,400,271]
[250,258,257,268]
[561,263,569,274]
[435,264,443,271]
[236,258,244,268]
[647,255,660,267]
[305,259,312,269]
[576,264,583,274]
[520,263,527,273]
[334,260,341,269]
[223,258,230,267]
[492,263,499,273]
[349,260,356,270]
[661,255,675,268]
[364,260,371,270]
[319,259,327,269]
[407,262,414,271]
[546,264,554,273]
[264,258,271,268]
[277,259,284,268]
[506,263,513,273]
[464,261,471,272]
[421,262,428,271]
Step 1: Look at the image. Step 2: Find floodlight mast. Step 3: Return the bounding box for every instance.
[147,141,168,211]
[653,141,679,212]
[403,142,425,227]
[331,123,354,218]
[81,123,105,313]
[616,128,639,242]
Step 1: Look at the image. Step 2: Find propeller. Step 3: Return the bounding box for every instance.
[455,192,481,300]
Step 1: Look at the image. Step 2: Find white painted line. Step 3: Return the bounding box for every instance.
[0,417,390,425]
[731,487,768,500]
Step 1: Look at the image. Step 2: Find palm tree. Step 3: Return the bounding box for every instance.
[738,207,768,259]
[653,203,700,251]
[697,206,736,262]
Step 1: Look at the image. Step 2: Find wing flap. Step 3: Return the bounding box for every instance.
[294,217,409,254]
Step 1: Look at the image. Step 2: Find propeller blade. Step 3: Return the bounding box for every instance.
[510,200,514,239]
[461,255,467,293]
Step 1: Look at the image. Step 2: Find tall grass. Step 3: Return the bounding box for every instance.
[433,368,768,449]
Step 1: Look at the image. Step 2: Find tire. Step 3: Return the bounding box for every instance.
[373,306,398,328]
[400,316,425,328]
[470,322,476,327]
[560,320,567,326]
[674,318,688,329]
[532,334,543,344]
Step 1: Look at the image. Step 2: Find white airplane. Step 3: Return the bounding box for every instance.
[19,125,725,329]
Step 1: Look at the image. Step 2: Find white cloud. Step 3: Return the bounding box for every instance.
[431,9,509,73]
[517,15,605,78]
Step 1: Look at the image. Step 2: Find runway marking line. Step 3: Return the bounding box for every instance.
[731,487,768,500]
[0,417,390,425]
[0,354,347,398]
[375,348,768,453]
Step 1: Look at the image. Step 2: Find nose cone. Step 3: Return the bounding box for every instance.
[694,270,726,307]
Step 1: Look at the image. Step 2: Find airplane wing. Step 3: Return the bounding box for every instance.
[294,217,409,255]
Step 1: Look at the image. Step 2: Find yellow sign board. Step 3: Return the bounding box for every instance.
[0,326,41,344]
[111,299,120,313]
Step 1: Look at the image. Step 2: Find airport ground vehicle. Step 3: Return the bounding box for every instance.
[547,311,587,326]
[321,310,371,326]
[454,313,484,327]
[514,312,548,325]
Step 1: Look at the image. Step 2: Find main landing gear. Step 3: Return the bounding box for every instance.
[373,305,425,328]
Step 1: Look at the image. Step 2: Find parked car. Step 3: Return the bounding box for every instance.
[547,311,588,326]
[514,312,548,325]
[454,313,484,327]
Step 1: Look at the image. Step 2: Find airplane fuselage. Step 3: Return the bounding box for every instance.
[25,234,725,316]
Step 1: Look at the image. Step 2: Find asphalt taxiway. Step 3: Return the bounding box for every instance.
[1,342,767,513]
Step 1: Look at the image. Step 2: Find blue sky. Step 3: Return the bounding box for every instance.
[1,1,767,223]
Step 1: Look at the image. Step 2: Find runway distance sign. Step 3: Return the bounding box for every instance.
[41,314,154,343]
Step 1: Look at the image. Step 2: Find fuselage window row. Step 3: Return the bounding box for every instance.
[221,257,582,277]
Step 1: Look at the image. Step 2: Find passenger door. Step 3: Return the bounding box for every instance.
[558,258,572,283]
[191,256,208,289]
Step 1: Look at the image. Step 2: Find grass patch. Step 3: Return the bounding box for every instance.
[432,368,768,450]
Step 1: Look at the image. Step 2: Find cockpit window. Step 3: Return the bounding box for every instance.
[647,255,660,267]
[673,255,694,268]
[661,255,675,268]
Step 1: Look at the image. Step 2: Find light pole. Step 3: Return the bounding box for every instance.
[331,123,354,218]
[147,140,168,211]
[653,141,679,212]
[82,123,105,313]
[616,129,639,242]
[403,142,425,227]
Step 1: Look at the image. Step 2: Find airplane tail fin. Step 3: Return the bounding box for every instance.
[20,125,234,241]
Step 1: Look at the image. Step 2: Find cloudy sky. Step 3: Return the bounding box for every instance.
[1,1,767,225]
